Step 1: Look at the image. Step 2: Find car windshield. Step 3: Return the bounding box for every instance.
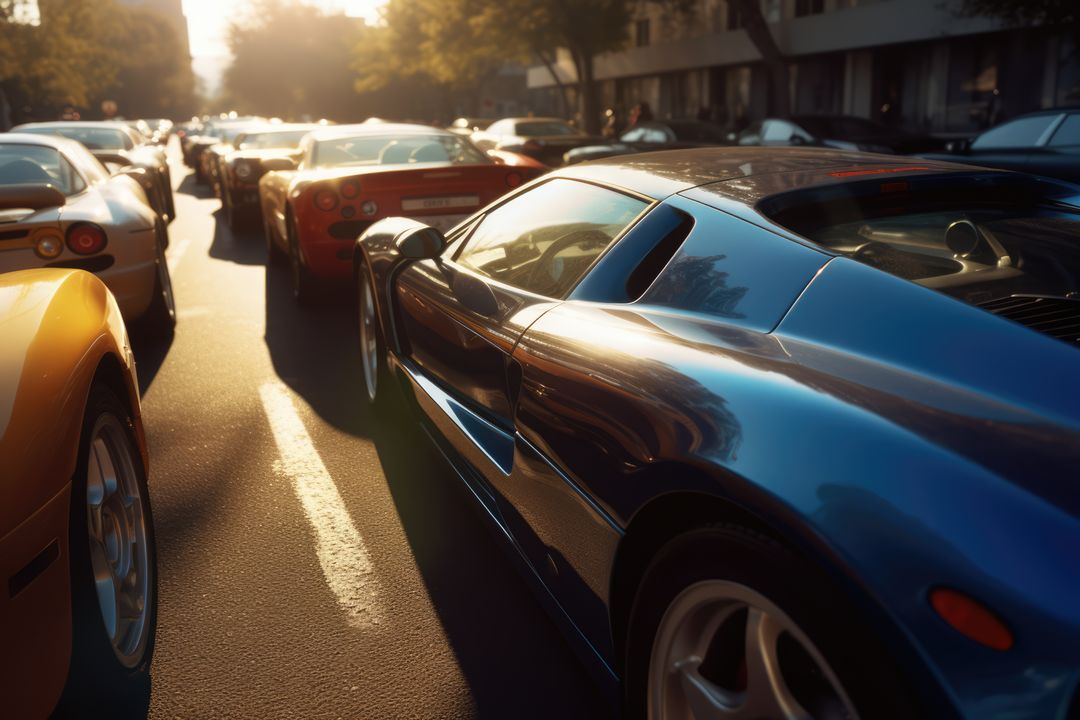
[18,125,132,151]
[0,143,82,195]
[311,133,489,168]
[515,121,578,137]
[239,130,310,149]
[765,175,1080,339]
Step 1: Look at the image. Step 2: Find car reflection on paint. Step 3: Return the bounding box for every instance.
[352,147,1080,719]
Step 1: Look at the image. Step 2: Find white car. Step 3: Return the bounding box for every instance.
[0,133,175,334]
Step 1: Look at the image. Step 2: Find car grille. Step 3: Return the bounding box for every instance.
[977,295,1080,344]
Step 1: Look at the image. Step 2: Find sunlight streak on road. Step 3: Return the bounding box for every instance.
[259,381,383,629]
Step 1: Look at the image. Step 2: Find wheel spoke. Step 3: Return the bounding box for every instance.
[744,608,812,720]
[674,656,741,719]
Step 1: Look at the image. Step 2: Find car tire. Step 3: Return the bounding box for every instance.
[57,384,157,715]
[163,167,176,225]
[288,215,316,306]
[264,206,285,266]
[625,524,918,720]
[223,188,244,232]
[356,260,390,408]
[137,222,176,337]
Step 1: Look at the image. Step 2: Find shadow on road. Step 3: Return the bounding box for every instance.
[207,209,266,266]
[130,328,174,396]
[175,170,212,199]
[261,258,608,717]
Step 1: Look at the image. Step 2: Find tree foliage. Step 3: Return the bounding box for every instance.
[0,0,196,123]
[223,0,366,121]
[957,0,1078,42]
[354,0,693,132]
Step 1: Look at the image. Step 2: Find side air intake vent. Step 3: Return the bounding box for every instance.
[977,295,1080,344]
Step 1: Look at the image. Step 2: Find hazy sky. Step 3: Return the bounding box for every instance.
[181,0,384,58]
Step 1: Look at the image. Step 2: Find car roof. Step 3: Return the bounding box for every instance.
[1,132,77,150]
[307,123,452,142]
[556,147,1000,202]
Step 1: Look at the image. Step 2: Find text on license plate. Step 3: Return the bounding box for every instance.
[401,195,480,211]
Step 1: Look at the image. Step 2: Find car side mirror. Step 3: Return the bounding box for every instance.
[263,157,298,172]
[395,225,445,259]
[0,183,66,210]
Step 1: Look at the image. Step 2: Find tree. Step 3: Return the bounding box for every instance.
[957,0,1079,43]
[728,0,790,118]
[224,0,366,120]
[354,0,694,133]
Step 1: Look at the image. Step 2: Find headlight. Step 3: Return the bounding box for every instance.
[235,162,253,179]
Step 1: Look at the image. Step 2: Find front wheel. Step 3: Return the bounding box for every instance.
[357,262,389,408]
[58,385,157,714]
[626,525,916,720]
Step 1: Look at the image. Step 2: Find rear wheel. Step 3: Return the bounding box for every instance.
[223,187,246,232]
[264,205,285,266]
[137,222,176,337]
[626,525,916,720]
[58,385,157,714]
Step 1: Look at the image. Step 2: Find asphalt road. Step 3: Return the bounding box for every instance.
[135,144,610,719]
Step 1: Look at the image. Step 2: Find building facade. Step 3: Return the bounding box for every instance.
[527,0,1079,136]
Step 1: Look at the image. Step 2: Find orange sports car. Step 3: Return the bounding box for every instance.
[258,123,547,304]
[0,269,156,716]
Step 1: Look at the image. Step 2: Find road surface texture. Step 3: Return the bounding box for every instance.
[135,144,610,719]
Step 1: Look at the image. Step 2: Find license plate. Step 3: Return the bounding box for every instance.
[401,194,479,211]
[410,213,470,232]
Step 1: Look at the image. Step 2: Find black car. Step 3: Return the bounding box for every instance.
[563,119,729,164]
[922,108,1080,184]
[738,115,945,154]
[352,147,1080,719]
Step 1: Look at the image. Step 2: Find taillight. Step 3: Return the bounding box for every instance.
[930,587,1013,651]
[341,181,360,199]
[66,223,107,255]
[506,172,522,187]
[314,189,338,211]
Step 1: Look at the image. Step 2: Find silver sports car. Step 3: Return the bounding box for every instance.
[0,133,175,334]
[12,121,176,225]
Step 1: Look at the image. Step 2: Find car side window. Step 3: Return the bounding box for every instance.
[621,127,646,142]
[1048,115,1080,148]
[971,115,1058,150]
[639,126,670,143]
[453,178,648,298]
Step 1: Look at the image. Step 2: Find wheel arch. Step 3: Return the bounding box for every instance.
[607,482,957,716]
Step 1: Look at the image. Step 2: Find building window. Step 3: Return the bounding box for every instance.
[635,18,650,47]
[795,0,825,16]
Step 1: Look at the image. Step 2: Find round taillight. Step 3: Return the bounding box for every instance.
[66,223,107,255]
[34,233,64,259]
[314,189,338,212]
[930,587,1013,651]
[341,181,360,199]
[360,200,378,216]
[506,172,522,187]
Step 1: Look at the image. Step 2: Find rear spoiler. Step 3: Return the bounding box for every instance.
[0,183,66,211]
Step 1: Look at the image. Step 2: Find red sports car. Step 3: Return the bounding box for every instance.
[258,123,546,303]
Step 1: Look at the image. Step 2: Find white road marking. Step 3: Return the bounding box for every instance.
[166,234,192,274]
[259,382,383,629]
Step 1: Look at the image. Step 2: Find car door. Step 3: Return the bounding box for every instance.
[394,177,650,492]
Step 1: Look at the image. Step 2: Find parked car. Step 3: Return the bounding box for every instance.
[182,118,262,184]
[737,115,945,154]
[447,117,494,137]
[12,121,176,224]
[564,119,730,164]
[259,123,546,304]
[201,121,269,194]
[0,268,157,717]
[470,117,599,166]
[0,133,176,334]
[353,147,1080,719]
[216,124,320,230]
[921,108,1080,184]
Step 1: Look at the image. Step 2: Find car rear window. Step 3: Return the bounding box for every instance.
[0,144,84,195]
[312,134,489,168]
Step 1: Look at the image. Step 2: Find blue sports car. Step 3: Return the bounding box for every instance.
[352,148,1080,719]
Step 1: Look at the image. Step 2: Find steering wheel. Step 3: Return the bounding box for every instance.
[526,228,610,294]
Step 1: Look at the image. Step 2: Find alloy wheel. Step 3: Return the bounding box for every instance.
[85,413,152,667]
[358,269,378,402]
[648,580,858,720]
